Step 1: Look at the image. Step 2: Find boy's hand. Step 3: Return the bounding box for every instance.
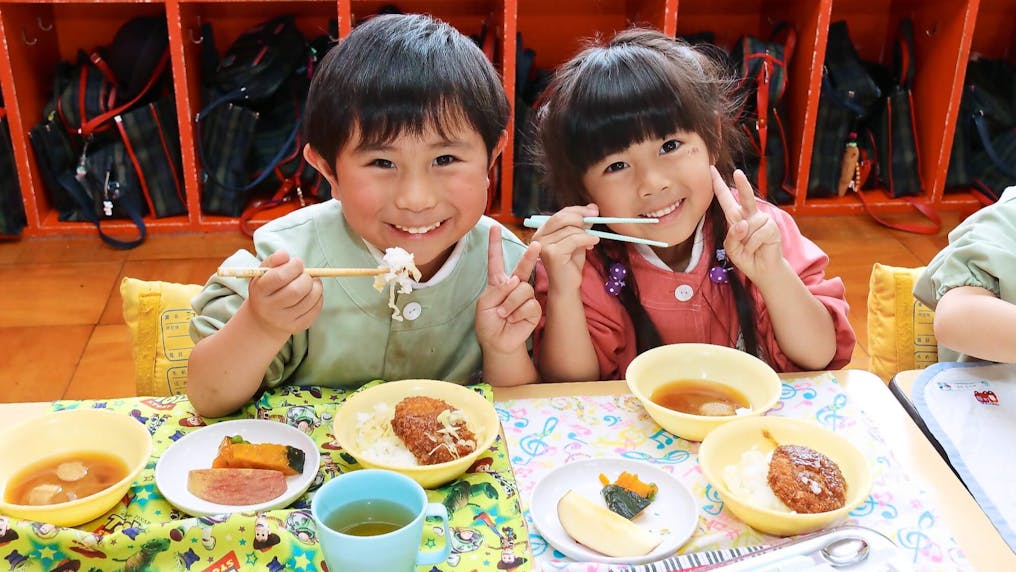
[712,167,785,283]
[247,250,324,337]
[476,226,542,354]
[530,204,600,293]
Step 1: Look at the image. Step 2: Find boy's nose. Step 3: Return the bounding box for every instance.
[394,176,439,211]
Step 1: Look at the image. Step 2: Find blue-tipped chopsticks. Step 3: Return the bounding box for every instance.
[522,216,667,247]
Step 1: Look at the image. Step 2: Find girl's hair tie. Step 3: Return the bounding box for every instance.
[605,263,628,296]
[709,249,732,284]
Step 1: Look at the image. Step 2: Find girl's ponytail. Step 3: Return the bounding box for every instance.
[593,244,662,354]
[708,202,761,358]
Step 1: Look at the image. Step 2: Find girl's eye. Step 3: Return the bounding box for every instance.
[434,155,457,167]
[660,139,681,154]
[604,161,628,173]
[370,159,395,169]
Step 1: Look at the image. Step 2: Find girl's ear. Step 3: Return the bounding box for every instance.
[489,130,509,168]
[303,144,340,199]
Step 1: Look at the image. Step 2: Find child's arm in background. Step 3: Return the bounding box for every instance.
[187,250,324,417]
[711,167,838,370]
[531,206,603,381]
[933,286,1016,363]
[476,226,543,386]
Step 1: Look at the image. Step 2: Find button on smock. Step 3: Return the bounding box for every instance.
[402,301,423,321]
[674,284,694,302]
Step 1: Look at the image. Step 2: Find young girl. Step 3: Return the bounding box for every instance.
[530,29,855,381]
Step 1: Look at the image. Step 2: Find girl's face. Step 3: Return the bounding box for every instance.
[581,130,714,252]
[308,120,502,280]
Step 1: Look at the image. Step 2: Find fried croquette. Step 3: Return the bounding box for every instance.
[767,444,846,513]
[391,396,477,465]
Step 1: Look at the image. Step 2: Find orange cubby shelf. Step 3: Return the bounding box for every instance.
[1,0,1014,240]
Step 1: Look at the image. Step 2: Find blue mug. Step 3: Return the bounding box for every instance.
[311,469,451,571]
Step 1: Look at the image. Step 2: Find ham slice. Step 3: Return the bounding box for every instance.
[187,468,286,505]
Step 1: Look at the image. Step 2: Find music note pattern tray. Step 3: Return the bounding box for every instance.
[497,372,972,572]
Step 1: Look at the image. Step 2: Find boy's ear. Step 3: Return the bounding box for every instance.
[489,130,508,167]
[302,143,343,199]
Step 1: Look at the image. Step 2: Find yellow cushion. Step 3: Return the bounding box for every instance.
[866,264,938,382]
[120,277,203,397]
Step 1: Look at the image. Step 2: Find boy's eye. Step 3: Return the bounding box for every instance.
[660,139,681,154]
[434,155,457,166]
[370,158,395,169]
[604,161,628,173]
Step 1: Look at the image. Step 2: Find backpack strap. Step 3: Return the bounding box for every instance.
[78,50,170,138]
[56,169,146,249]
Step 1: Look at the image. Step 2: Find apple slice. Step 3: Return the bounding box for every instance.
[556,489,663,557]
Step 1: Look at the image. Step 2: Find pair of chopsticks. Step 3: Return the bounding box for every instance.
[217,267,386,278]
[523,215,666,247]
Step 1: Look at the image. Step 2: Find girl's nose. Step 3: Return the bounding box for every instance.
[394,176,439,211]
[639,170,669,198]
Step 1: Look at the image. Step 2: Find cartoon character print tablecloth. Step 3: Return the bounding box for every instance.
[497,372,972,572]
[0,384,531,572]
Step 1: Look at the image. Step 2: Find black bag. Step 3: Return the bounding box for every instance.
[807,21,881,198]
[730,24,796,205]
[946,58,1016,201]
[1,104,27,236]
[866,19,923,198]
[208,15,307,103]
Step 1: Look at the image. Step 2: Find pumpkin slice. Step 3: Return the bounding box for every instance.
[211,435,306,475]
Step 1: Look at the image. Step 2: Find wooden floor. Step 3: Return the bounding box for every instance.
[0,211,961,403]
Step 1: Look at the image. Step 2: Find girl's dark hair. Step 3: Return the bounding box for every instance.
[535,28,760,357]
[304,14,510,164]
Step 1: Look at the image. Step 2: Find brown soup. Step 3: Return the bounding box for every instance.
[5,451,128,506]
[650,379,751,416]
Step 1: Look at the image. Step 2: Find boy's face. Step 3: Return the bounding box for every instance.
[307,120,502,280]
[581,130,714,252]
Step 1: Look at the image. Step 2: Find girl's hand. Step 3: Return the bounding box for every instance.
[711,166,785,283]
[530,204,601,293]
[247,250,324,337]
[476,226,542,354]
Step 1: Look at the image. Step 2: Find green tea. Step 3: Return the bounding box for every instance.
[325,498,416,536]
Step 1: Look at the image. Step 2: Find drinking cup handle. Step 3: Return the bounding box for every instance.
[417,502,452,566]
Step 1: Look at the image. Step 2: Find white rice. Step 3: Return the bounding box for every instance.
[721,447,793,513]
[355,403,420,467]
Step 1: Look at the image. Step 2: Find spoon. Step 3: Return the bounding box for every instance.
[819,536,870,567]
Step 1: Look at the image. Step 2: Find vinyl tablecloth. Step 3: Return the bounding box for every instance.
[0,383,531,572]
[497,372,972,572]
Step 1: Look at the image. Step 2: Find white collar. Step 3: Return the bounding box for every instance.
[634,217,706,272]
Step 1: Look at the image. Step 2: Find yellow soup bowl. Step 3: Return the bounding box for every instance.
[332,380,500,489]
[626,343,782,441]
[699,416,872,536]
[0,409,153,527]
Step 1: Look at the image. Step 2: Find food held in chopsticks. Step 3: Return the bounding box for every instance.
[722,442,846,514]
[356,396,479,466]
[599,471,657,519]
[187,468,286,505]
[211,436,306,476]
[556,489,663,557]
[373,247,423,321]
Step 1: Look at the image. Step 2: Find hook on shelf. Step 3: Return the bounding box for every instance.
[37,17,53,32]
[190,16,204,44]
[22,29,37,46]
[924,21,938,38]
[317,25,338,43]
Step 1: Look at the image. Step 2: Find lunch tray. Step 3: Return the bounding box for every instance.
[0,383,530,572]
[497,371,971,572]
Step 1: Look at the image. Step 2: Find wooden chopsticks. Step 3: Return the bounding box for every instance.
[217,267,387,278]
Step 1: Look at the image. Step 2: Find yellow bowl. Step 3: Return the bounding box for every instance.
[332,380,500,489]
[698,416,872,536]
[625,343,782,441]
[0,409,153,527]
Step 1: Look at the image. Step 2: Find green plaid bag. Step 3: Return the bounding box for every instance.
[0,105,27,236]
[807,21,881,198]
[199,103,259,216]
[116,97,187,217]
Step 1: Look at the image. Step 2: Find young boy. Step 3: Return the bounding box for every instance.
[187,14,541,417]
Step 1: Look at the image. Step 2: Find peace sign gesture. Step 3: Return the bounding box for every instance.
[711,166,784,283]
[475,226,543,354]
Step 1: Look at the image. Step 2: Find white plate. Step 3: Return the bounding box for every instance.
[529,458,698,565]
[155,419,320,517]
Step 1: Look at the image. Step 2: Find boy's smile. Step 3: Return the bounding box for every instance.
[306,119,500,281]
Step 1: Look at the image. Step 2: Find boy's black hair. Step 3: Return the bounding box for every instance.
[304,14,510,165]
[534,28,761,359]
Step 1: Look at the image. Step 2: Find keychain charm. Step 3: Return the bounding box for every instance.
[709,249,732,284]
